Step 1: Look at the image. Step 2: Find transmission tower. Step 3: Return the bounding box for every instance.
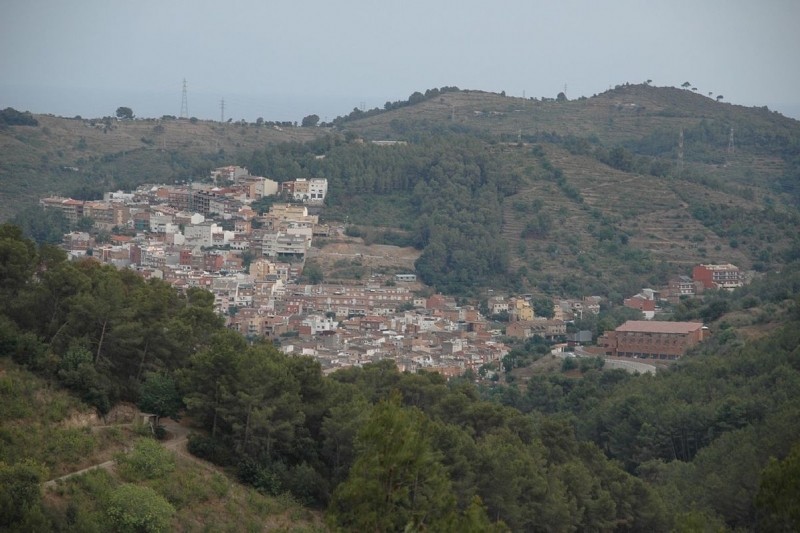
[180,79,189,119]
[220,98,225,123]
[677,128,684,173]
[724,127,735,166]
[727,127,735,155]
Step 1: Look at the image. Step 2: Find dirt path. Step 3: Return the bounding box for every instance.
[43,460,117,489]
[43,418,221,488]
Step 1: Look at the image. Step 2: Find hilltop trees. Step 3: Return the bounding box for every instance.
[301,114,320,127]
[0,107,38,127]
[115,106,134,120]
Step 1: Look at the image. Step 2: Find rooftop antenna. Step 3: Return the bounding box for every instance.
[180,79,189,119]
[220,98,225,123]
[677,128,684,173]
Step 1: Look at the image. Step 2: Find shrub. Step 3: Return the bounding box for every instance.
[186,433,234,466]
[237,458,281,496]
[116,438,174,481]
[105,484,174,533]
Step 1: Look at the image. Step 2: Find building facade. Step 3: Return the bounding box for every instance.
[599,320,705,360]
[692,263,743,290]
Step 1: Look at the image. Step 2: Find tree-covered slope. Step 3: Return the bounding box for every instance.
[3,223,800,530]
[481,266,800,530]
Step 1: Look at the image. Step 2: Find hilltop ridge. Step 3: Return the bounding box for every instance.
[2,83,799,295]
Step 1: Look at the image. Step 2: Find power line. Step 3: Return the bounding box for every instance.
[220,98,225,123]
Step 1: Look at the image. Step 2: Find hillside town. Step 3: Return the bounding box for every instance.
[40,166,749,375]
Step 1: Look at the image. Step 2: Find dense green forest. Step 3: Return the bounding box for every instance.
[2,223,799,531]
[246,133,521,294]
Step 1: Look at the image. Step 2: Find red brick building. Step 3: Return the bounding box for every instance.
[692,263,743,290]
[666,275,703,303]
[599,320,705,360]
[623,295,656,318]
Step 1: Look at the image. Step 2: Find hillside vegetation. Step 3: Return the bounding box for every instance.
[0,359,324,531]
[0,112,322,220]
[2,224,800,531]
[3,84,800,296]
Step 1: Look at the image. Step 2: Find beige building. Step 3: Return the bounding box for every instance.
[506,319,566,340]
[508,297,534,321]
[40,196,84,224]
[82,201,131,230]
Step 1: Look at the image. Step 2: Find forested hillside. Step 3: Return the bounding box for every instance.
[2,84,800,530]
[241,84,800,296]
[3,221,800,530]
[3,84,800,296]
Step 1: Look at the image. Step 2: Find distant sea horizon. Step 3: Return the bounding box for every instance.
[0,84,382,125]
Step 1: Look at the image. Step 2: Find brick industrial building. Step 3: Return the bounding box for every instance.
[598,320,706,360]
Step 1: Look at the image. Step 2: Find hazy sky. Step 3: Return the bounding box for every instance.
[2,0,799,122]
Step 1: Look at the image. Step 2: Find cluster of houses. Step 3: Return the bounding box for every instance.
[42,166,330,272]
[40,166,748,372]
[597,262,746,361]
[229,289,511,376]
[38,168,515,375]
[621,263,746,319]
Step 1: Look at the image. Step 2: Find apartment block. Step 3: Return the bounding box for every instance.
[692,263,743,290]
